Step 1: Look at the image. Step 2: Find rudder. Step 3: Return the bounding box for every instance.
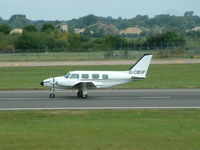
[129,54,153,78]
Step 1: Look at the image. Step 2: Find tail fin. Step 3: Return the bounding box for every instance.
[129,54,153,78]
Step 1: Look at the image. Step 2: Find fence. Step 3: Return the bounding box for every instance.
[0,49,200,62]
[0,42,200,62]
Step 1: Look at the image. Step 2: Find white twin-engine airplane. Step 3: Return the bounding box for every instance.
[40,54,153,99]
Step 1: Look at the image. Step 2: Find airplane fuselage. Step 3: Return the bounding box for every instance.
[42,71,140,89]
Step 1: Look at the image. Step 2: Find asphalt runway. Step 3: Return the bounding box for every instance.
[0,89,200,110]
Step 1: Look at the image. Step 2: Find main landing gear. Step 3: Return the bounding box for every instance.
[50,93,55,98]
[77,82,88,99]
[77,90,88,99]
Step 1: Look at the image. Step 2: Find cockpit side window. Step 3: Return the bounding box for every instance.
[70,74,79,79]
[64,73,71,79]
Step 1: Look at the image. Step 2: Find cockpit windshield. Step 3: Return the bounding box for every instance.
[64,73,71,79]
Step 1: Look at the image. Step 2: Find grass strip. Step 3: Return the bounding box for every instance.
[0,109,200,150]
[0,64,200,90]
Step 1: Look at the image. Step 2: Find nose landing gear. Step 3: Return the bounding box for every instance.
[50,84,55,98]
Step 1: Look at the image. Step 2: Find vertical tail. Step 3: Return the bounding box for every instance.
[129,54,153,78]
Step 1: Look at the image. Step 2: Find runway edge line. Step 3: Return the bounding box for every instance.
[1,107,200,111]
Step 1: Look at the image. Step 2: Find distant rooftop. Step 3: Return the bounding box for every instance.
[10,28,23,34]
[120,27,142,35]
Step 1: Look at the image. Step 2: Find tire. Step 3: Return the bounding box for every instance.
[50,93,55,98]
[77,91,82,97]
[81,94,88,99]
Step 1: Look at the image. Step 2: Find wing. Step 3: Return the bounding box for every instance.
[73,81,102,89]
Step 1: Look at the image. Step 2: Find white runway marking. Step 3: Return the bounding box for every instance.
[0,107,200,111]
[0,96,170,100]
[0,89,200,94]
[136,97,170,99]
[0,98,50,100]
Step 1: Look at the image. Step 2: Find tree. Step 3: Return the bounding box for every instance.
[15,32,46,51]
[187,31,200,38]
[68,33,81,50]
[0,24,11,34]
[0,17,3,24]
[8,14,32,29]
[44,32,69,50]
[104,35,127,49]
[41,23,55,32]
[23,25,38,32]
[146,31,185,48]
[184,11,194,17]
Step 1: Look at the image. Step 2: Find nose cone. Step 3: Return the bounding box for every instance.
[40,81,44,86]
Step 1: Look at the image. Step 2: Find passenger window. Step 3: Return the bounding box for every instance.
[70,74,79,79]
[82,74,89,79]
[92,74,99,79]
[102,74,108,79]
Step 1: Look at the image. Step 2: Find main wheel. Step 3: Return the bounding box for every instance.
[50,93,55,98]
[81,94,88,99]
[77,91,82,97]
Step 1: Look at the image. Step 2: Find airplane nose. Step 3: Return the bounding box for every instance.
[40,81,44,86]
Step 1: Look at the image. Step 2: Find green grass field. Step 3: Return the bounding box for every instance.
[0,64,200,90]
[1,64,200,150]
[1,50,199,62]
[0,109,200,150]
[0,52,105,62]
[0,51,150,62]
